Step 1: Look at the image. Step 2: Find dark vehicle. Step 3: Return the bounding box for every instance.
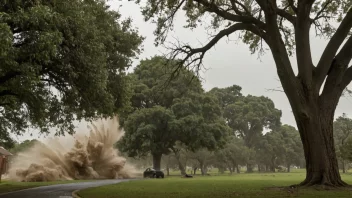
[143,168,164,178]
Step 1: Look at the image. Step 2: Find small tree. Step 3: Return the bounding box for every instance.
[139,0,352,186]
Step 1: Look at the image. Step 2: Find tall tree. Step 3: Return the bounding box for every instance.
[208,85,242,109]
[0,0,142,138]
[118,57,228,170]
[334,113,352,173]
[215,137,248,174]
[258,129,286,172]
[280,125,304,172]
[224,95,281,172]
[188,148,214,175]
[118,106,177,171]
[257,125,303,172]
[139,0,352,186]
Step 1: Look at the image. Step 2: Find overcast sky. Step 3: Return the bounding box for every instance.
[12,1,352,142]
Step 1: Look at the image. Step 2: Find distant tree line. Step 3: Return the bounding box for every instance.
[117,56,308,174]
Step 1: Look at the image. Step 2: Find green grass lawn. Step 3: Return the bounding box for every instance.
[0,180,89,194]
[78,171,352,198]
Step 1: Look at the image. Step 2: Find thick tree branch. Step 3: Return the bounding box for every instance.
[0,90,18,97]
[295,0,315,83]
[0,102,11,107]
[257,1,302,108]
[335,36,352,68]
[168,22,267,75]
[314,8,352,90]
[277,8,296,25]
[321,35,352,99]
[0,71,22,84]
[230,0,251,15]
[341,66,352,89]
[195,0,266,30]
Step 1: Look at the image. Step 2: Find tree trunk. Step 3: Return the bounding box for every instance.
[236,164,240,173]
[294,104,348,187]
[178,162,186,175]
[193,167,197,175]
[271,165,275,173]
[228,167,232,174]
[287,164,291,173]
[200,164,205,175]
[152,153,162,171]
[173,150,186,175]
[246,164,253,173]
[232,165,236,174]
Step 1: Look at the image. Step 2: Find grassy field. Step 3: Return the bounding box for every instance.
[78,170,352,198]
[0,180,89,194]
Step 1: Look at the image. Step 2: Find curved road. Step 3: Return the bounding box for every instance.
[0,179,136,198]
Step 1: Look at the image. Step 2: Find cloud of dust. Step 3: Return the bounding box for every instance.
[7,117,138,182]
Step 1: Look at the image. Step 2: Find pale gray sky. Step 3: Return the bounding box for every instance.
[12,0,352,142]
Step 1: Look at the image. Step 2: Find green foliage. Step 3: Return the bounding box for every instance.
[208,85,242,109]
[171,92,230,151]
[342,137,352,161]
[138,0,351,54]
[215,137,249,172]
[9,139,39,155]
[224,95,282,148]
[334,113,352,162]
[0,0,143,138]
[118,106,176,157]
[129,56,203,110]
[257,125,303,171]
[118,56,228,161]
[0,131,15,149]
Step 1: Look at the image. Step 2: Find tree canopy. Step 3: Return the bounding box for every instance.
[118,56,229,170]
[333,113,352,172]
[0,0,143,139]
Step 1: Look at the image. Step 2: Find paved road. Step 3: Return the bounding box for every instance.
[0,179,136,198]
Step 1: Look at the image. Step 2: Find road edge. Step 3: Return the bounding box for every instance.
[71,178,142,198]
[72,189,81,198]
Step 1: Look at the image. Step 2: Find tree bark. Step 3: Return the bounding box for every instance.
[178,162,186,175]
[152,153,162,171]
[200,163,206,175]
[236,164,240,173]
[193,167,197,175]
[173,149,186,175]
[287,164,291,173]
[294,102,348,187]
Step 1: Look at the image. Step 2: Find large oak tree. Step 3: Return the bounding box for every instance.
[118,56,228,170]
[0,0,142,138]
[138,0,352,186]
